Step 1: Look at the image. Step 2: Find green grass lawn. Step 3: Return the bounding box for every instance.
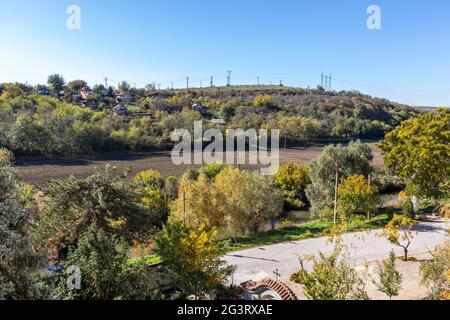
[223,214,391,252]
[128,253,162,267]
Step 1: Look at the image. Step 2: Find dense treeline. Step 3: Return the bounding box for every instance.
[0,78,420,157]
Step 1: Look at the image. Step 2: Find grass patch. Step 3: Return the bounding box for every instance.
[223,214,391,252]
[128,253,162,267]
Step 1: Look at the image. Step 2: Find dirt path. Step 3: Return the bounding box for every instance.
[15,145,383,186]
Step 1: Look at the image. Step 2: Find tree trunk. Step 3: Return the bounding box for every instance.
[403,248,408,261]
[411,196,420,214]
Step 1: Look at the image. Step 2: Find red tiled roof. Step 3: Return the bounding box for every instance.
[241,278,298,300]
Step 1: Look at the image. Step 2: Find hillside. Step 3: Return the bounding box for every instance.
[0,82,420,157]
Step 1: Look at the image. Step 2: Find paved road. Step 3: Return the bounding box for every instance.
[225,219,449,284]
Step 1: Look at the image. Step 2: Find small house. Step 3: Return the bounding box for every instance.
[80,87,93,100]
[114,104,128,116]
[191,102,205,111]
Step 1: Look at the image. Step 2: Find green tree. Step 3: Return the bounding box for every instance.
[156,222,233,299]
[54,224,157,300]
[118,81,130,93]
[379,108,450,200]
[0,150,43,299]
[47,74,66,94]
[274,162,310,209]
[33,166,163,258]
[372,251,402,299]
[67,80,87,92]
[306,140,373,217]
[290,241,369,300]
[338,175,378,220]
[8,115,51,155]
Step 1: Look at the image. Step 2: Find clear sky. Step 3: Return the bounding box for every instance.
[0,0,449,106]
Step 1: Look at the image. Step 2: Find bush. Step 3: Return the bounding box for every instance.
[290,241,369,300]
[420,242,450,300]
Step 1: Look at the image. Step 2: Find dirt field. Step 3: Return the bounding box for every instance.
[15,144,383,186]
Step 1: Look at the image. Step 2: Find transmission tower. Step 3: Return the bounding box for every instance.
[104,77,109,88]
[321,72,324,88]
[328,74,332,91]
[186,76,190,89]
[227,71,232,86]
[210,76,214,87]
[257,76,260,86]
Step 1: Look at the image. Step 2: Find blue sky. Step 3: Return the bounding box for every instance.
[0,0,449,106]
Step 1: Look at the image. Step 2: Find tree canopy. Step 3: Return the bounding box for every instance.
[379,108,450,199]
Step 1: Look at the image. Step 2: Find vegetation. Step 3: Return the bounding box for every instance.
[52,224,157,300]
[379,108,450,200]
[306,140,374,217]
[0,149,43,299]
[225,214,390,252]
[290,240,369,300]
[0,80,420,157]
[338,175,378,220]
[420,242,450,300]
[32,166,164,260]
[380,215,417,261]
[372,251,402,299]
[156,222,233,299]
[170,167,284,236]
[274,162,310,209]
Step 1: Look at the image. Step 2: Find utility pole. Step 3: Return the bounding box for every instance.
[227,70,232,87]
[186,76,190,90]
[333,161,339,224]
[367,174,372,221]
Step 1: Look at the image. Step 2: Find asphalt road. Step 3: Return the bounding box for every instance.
[225,219,449,284]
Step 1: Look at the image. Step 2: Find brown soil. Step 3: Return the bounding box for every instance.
[14,144,383,186]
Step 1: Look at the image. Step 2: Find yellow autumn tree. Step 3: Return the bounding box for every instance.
[170,174,223,229]
[156,222,233,298]
[338,175,378,220]
[215,167,283,235]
